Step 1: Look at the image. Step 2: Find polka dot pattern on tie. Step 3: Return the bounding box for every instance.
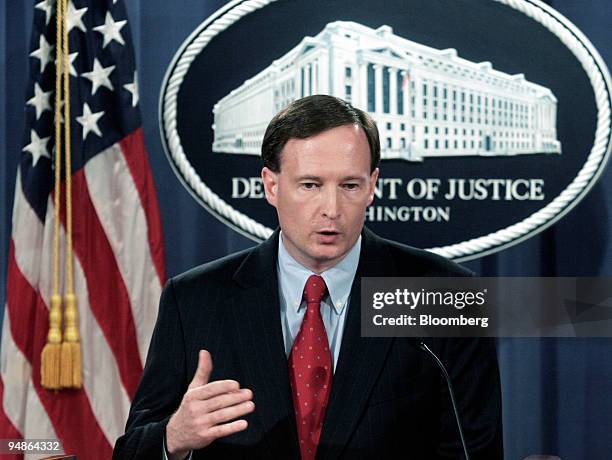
[288,274,332,460]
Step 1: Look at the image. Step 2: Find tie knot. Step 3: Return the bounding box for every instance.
[304,275,327,304]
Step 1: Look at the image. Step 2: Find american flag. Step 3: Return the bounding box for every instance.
[0,0,165,458]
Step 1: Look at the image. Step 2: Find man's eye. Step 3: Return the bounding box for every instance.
[301,183,319,189]
[343,183,359,190]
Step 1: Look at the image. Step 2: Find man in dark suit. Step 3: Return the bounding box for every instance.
[114,95,502,459]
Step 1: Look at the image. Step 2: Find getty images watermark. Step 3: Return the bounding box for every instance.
[361,278,612,337]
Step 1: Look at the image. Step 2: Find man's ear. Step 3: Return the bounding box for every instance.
[261,167,279,208]
[367,168,380,205]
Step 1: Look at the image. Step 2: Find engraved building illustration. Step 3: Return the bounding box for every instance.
[212,21,561,161]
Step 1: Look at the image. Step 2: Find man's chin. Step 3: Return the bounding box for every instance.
[310,246,347,265]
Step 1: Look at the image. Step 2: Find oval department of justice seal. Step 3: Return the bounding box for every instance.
[160,0,612,261]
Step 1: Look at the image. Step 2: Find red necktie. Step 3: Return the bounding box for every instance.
[289,275,333,460]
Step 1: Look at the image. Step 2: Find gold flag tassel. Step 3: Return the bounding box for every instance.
[41,0,66,390]
[58,0,82,389]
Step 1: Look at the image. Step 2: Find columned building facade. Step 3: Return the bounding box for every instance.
[212,21,561,160]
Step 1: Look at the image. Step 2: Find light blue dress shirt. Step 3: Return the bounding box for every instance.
[277,232,361,372]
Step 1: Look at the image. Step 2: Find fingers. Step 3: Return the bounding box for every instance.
[203,388,253,413]
[188,350,213,390]
[208,419,249,439]
[205,400,255,426]
[187,379,242,401]
[168,350,255,452]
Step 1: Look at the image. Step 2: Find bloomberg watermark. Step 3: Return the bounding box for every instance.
[361,278,612,337]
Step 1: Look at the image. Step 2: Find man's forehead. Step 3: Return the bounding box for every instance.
[284,123,365,146]
[278,124,370,169]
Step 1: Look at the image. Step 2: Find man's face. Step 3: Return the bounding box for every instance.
[262,123,379,273]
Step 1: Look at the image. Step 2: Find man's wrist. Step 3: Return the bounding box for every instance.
[167,451,190,460]
[164,428,191,460]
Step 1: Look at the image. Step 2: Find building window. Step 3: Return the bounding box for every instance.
[345,66,352,78]
[400,123,406,131]
[386,122,392,130]
[401,137,406,149]
[367,63,375,112]
[386,137,392,148]
[383,66,390,114]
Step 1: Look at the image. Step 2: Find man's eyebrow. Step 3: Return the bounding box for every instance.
[295,175,322,181]
[294,175,367,182]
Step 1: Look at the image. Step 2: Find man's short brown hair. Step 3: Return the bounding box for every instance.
[261,95,380,173]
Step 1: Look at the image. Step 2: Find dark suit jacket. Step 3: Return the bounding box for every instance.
[113,227,503,459]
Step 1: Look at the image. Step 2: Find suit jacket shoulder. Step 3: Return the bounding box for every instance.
[172,246,252,291]
[361,227,473,277]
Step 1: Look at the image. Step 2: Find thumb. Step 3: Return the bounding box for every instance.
[188,349,212,389]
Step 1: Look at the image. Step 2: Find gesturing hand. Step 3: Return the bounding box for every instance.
[165,350,255,459]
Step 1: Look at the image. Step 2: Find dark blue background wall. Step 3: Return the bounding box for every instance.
[2,1,611,458]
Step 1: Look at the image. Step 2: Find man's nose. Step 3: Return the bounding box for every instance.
[321,187,340,219]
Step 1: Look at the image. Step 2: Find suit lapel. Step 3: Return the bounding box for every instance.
[230,231,300,459]
[317,228,395,459]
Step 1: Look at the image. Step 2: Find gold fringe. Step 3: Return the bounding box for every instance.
[60,293,82,389]
[41,295,63,389]
[60,341,81,389]
[60,341,72,388]
[41,343,61,390]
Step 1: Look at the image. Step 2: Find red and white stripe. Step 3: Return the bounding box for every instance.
[0,128,165,458]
